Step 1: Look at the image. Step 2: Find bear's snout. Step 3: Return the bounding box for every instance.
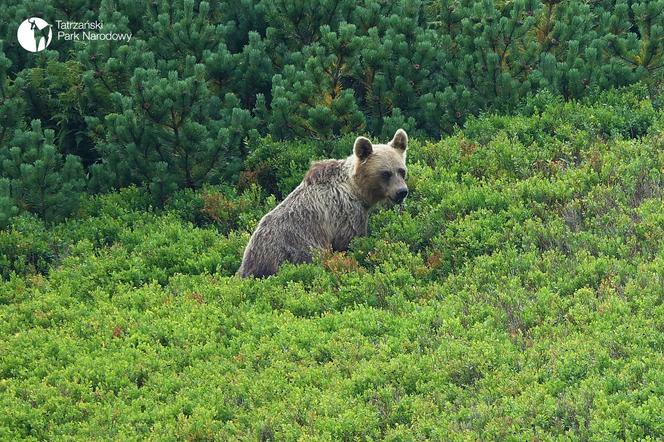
[393,188,408,203]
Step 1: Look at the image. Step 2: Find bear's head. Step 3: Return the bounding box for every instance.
[352,129,409,207]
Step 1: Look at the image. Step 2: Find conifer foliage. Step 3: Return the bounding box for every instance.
[0,0,663,221]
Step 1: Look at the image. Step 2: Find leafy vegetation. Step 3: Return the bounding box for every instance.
[2,89,663,440]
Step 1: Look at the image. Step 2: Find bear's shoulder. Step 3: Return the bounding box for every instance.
[303,159,346,186]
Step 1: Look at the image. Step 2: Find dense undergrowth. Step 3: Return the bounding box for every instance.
[1,87,664,440]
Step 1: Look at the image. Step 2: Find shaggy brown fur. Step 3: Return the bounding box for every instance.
[303,160,344,185]
[238,129,409,277]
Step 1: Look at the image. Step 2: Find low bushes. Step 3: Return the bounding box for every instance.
[1,91,663,439]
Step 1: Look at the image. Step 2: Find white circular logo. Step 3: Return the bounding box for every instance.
[17,17,53,52]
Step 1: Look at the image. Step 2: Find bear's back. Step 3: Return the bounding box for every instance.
[303,160,346,186]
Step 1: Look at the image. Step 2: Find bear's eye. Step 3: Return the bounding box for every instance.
[397,168,406,178]
[381,171,392,181]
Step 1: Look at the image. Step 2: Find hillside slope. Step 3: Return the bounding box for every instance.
[1,89,664,440]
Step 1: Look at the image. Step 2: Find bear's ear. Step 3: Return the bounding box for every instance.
[390,129,408,152]
[354,136,373,160]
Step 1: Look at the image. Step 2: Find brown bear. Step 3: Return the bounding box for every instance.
[238,129,409,277]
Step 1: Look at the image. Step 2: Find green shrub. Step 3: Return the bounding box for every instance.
[3,1,664,220]
[0,214,55,279]
[1,98,664,440]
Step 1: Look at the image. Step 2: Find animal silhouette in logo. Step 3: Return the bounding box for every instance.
[29,18,52,51]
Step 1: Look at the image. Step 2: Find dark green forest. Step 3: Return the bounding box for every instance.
[1,0,664,219]
[1,0,664,440]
